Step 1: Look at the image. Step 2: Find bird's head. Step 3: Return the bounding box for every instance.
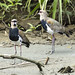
[38,10,48,21]
[11,19,17,28]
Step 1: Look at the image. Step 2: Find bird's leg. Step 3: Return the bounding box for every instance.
[46,34,55,54]
[20,45,23,63]
[12,45,17,65]
[15,45,17,55]
[20,45,22,57]
[51,34,55,54]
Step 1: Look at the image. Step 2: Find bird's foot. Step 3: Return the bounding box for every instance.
[50,50,55,54]
[46,50,55,54]
[10,59,16,65]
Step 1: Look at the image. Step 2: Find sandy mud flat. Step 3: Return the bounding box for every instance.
[0,44,75,75]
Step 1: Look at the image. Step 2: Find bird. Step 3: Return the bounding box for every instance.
[9,19,30,64]
[38,10,70,54]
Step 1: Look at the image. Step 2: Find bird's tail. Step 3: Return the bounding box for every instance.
[58,31,69,37]
[59,27,75,37]
[22,41,30,48]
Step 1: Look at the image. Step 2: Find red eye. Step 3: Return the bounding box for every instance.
[39,11,42,13]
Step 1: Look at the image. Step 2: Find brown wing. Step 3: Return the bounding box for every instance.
[46,17,70,37]
[19,30,30,47]
[46,17,65,33]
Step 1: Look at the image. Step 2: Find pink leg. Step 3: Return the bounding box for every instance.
[20,45,23,63]
[51,34,55,54]
[20,45,22,56]
[15,45,17,55]
[13,45,17,65]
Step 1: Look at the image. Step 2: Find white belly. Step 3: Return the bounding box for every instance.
[46,24,54,35]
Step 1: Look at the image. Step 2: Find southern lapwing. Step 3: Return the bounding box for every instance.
[38,10,70,54]
[9,19,30,63]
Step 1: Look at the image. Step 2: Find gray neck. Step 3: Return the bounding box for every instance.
[40,15,47,21]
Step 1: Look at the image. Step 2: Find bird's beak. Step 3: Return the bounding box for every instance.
[37,12,40,15]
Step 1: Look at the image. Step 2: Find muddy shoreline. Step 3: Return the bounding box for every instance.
[0,24,75,75]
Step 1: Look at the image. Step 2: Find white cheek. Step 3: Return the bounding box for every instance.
[14,22,17,25]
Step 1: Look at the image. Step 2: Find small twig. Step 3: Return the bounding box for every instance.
[0,54,44,71]
[44,57,49,65]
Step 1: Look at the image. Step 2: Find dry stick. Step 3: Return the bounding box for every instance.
[45,57,49,65]
[0,54,44,71]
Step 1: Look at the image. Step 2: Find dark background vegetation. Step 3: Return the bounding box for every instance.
[0,0,75,27]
